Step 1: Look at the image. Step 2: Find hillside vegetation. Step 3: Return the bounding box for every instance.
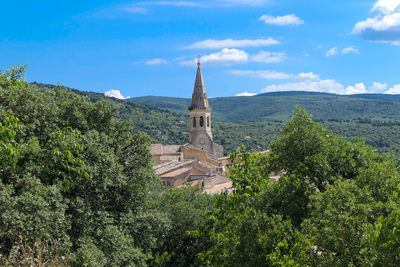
[29,83,400,155]
[123,94,400,155]
[129,92,400,122]
[2,65,400,265]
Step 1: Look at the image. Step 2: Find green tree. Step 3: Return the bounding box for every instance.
[0,66,161,265]
[302,181,378,265]
[151,186,215,266]
[195,107,400,266]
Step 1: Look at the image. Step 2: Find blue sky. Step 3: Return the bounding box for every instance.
[1,0,400,98]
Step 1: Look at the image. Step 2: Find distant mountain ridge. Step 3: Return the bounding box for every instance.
[127,91,400,122]
[29,83,400,154]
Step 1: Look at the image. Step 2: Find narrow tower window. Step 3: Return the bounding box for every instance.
[200,116,204,127]
[193,117,196,127]
[207,116,210,127]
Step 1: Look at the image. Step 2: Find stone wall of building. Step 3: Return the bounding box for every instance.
[182,145,220,166]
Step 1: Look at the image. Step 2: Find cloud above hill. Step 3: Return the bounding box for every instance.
[229,71,389,95]
[235,91,257,96]
[260,73,394,95]
[353,0,400,44]
[385,84,400,94]
[105,90,130,99]
[371,82,388,92]
[261,80,368,95]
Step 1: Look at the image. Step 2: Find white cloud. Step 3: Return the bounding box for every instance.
[125,7,148,13]
[345,82,367,94]
[231,70,292,79]
[261,80,345,94]
[370,82,388,92]
[181,49,286,66]
[199,48,248,65]
[105,90,130,99]
[145,58,168,65]
[326,47,338,57]
[235,91,257,96]
[353,0,400,44]
[261,80,371,95]
[342,47,359,54]
[297,72,319,80]
[256,72,391,95]
[185,38,279,49]
[181,48,248,66]
[259,14,304,26]
[250,51,286,63]
[385,84,400,94]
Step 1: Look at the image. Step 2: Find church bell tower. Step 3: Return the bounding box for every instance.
[188,60,223,158]
[189,60,212,146]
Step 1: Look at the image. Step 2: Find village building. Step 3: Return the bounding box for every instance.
[150,60,232,193]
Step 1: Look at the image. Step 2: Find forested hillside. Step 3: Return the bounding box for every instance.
[2,66,400,265]
[30,83,400,155]
[129,92,400,122]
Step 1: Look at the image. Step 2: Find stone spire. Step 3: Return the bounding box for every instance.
[190,60,209,110]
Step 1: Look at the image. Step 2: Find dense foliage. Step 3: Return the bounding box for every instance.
[194,107,400,266]
[3,65,400,265]
[0,66,215,266]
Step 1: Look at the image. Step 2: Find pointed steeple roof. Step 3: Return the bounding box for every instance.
[190,60,210,110]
